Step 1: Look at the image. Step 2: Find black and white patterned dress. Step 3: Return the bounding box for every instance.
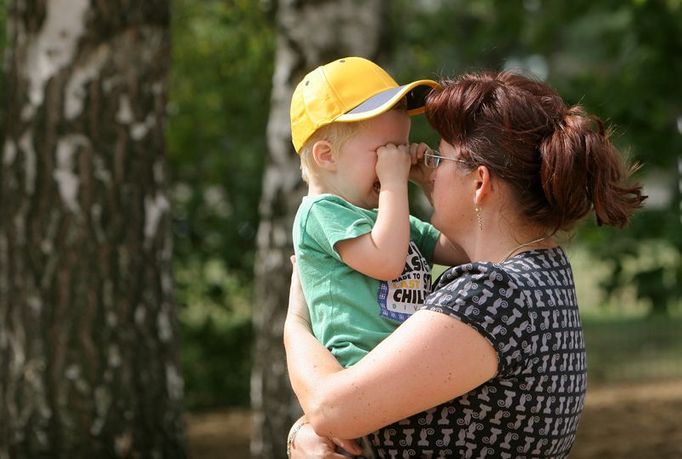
[366,247,587,459]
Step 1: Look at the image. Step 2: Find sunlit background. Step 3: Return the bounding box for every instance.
[1,0,679,458]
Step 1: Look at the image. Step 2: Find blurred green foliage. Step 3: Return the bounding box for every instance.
[177,259,253,408]
[168,0,274,409]
[169,0,274,277]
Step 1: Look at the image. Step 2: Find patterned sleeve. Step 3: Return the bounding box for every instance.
[301,196,374,261]
[422,263,535,377]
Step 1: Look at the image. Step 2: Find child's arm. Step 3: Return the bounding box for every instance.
[432,234,469,266]
[336,144,411,281]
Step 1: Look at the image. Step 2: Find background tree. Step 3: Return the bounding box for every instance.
[251,0,388,457]
[0,1,185,457]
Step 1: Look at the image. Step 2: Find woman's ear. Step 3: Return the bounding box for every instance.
[312,140,336,171]
[473,165,492,205]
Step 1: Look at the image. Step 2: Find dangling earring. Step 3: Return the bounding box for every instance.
[475,206,483,231]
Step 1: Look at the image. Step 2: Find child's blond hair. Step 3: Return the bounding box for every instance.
[298,121,360,183]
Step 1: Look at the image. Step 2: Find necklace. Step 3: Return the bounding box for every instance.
[499,236,549,263]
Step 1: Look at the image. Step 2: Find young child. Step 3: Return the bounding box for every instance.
[290,57,465,369]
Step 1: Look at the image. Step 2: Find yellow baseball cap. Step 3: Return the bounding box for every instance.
[290,57,440,153]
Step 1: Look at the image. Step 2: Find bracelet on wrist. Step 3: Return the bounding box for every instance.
[286,420,310,458]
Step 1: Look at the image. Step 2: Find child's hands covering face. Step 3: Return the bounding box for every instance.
[375,143,411,189]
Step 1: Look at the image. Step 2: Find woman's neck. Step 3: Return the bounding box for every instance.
[470,218,555,264]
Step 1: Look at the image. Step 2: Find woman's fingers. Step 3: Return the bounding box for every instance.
[289,423,352,459]
[332,437,363,455]
[409,142,429,162]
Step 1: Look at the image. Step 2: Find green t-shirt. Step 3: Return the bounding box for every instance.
[293,194,440,367]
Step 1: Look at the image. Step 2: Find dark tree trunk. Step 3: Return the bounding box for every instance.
[251,1,387,457]
[0,1,186,458]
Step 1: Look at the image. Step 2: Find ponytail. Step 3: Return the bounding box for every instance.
[540,106,645,230]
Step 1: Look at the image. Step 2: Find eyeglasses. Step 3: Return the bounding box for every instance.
[423,150,469,169]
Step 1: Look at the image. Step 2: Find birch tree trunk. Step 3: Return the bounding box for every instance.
[0,1,185,458]
[252,1,387,457]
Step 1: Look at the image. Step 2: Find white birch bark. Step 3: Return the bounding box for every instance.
[0,1,185,457]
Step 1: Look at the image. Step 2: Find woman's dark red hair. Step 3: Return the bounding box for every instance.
[426,71,645,232]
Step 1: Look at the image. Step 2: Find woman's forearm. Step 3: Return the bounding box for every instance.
[284,261,497,439]
[283,313,344,419]
[285,312,497,439]
[283,266,348,434]
[284,268,389,438]
[284,314,382,438]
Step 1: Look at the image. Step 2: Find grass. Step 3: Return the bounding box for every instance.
[582,314,682,386]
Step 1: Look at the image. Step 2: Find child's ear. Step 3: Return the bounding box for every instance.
[312,140,336,171]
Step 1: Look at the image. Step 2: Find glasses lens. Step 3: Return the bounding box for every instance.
[424,150,439,168]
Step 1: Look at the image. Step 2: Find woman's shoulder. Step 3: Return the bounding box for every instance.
[433,260,511,292]
[428,247,571,309]
[425,262,513,320]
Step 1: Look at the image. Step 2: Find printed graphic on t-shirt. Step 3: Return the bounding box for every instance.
[377,241,431,322]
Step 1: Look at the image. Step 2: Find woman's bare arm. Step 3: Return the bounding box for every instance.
[284,265,498,440]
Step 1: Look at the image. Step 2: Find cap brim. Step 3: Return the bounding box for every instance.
[335,79,440,122]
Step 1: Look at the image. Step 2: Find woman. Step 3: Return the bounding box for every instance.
[284,71,645,458]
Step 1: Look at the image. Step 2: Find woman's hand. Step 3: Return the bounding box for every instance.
[288,418,362,459]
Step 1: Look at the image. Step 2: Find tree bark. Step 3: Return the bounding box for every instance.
[0,1,185,458]
[251,1,387,457]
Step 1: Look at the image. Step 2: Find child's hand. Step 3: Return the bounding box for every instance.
[408,142,432,187]
[375,143,411,189]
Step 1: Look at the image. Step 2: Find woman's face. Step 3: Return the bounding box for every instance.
[430,140,475,241]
